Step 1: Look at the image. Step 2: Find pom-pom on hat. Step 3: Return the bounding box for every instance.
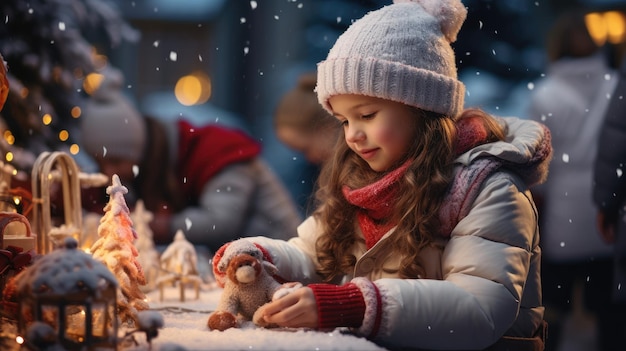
[212,239,274,288]
[80,66,146,162]
[316,0,467,119]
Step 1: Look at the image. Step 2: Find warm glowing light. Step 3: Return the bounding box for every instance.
[586,11,626,46]
[175,76,201,106]
[586,12,607,46]
[174,71,212,106]
[3,130,14,145]
[59,130,69,141]
[605,11,626,44]
[5,152,13,162]
[71,106,82,118]
[70,144,80,155]
[16,336,24,344]
[13,196,20,206]
[83,73,104,96]
[42,113,53,125]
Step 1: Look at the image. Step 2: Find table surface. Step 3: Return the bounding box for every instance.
[0,247,389,351]
[139,245,390,350]
[131,284,390,351]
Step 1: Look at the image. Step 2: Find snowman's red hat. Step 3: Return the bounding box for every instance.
[212,239,274,288]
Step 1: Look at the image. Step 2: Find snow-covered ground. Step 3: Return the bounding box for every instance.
[127,249,387,350]
[128,285,389,351]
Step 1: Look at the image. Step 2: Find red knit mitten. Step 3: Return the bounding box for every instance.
[308,282,366,329]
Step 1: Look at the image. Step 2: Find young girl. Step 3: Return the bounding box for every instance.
[212,0,551,349]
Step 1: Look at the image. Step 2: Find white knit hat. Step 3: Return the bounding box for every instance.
[316,0,467,119]
[80,66,146,162]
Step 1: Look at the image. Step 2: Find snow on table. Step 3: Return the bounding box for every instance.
[128,285,389,351]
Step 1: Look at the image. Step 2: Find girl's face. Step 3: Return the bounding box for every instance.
[328,94,416,172]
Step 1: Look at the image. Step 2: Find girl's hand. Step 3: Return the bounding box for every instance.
[260,286,318,328]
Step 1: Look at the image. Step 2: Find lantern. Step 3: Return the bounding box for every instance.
[15,238,119,350]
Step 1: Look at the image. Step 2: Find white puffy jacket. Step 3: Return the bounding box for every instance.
[250,117,550,350]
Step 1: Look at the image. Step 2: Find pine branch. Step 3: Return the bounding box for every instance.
[0,0,139,159]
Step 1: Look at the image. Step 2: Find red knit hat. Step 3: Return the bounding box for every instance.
[212,240,275,288]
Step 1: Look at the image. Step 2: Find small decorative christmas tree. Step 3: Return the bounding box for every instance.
[157,230,202,302]
[131,199,160,292]
[90,174,149,326]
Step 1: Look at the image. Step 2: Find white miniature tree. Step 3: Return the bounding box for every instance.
[90,174,149,326]
[157,230,202,302]
[160,230,198,277]
[131,199,160,292]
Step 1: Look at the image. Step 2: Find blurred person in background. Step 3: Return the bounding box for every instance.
[593,38,626,351]
[274,72,339,166]
[79,66,302,252]
[273,72,340,213]
[527,8,621,351]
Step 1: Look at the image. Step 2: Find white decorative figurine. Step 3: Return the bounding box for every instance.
[157,230,201,302]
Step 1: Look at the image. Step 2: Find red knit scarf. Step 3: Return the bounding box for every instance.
[340,116,495,248]
[340,116,553,247]
[342,162,410,249]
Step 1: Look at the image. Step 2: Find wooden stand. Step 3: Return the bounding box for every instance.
[30,152,83,254]
[157,274,202,302]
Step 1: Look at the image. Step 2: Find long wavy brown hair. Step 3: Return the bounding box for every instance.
[312,107,505,282]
